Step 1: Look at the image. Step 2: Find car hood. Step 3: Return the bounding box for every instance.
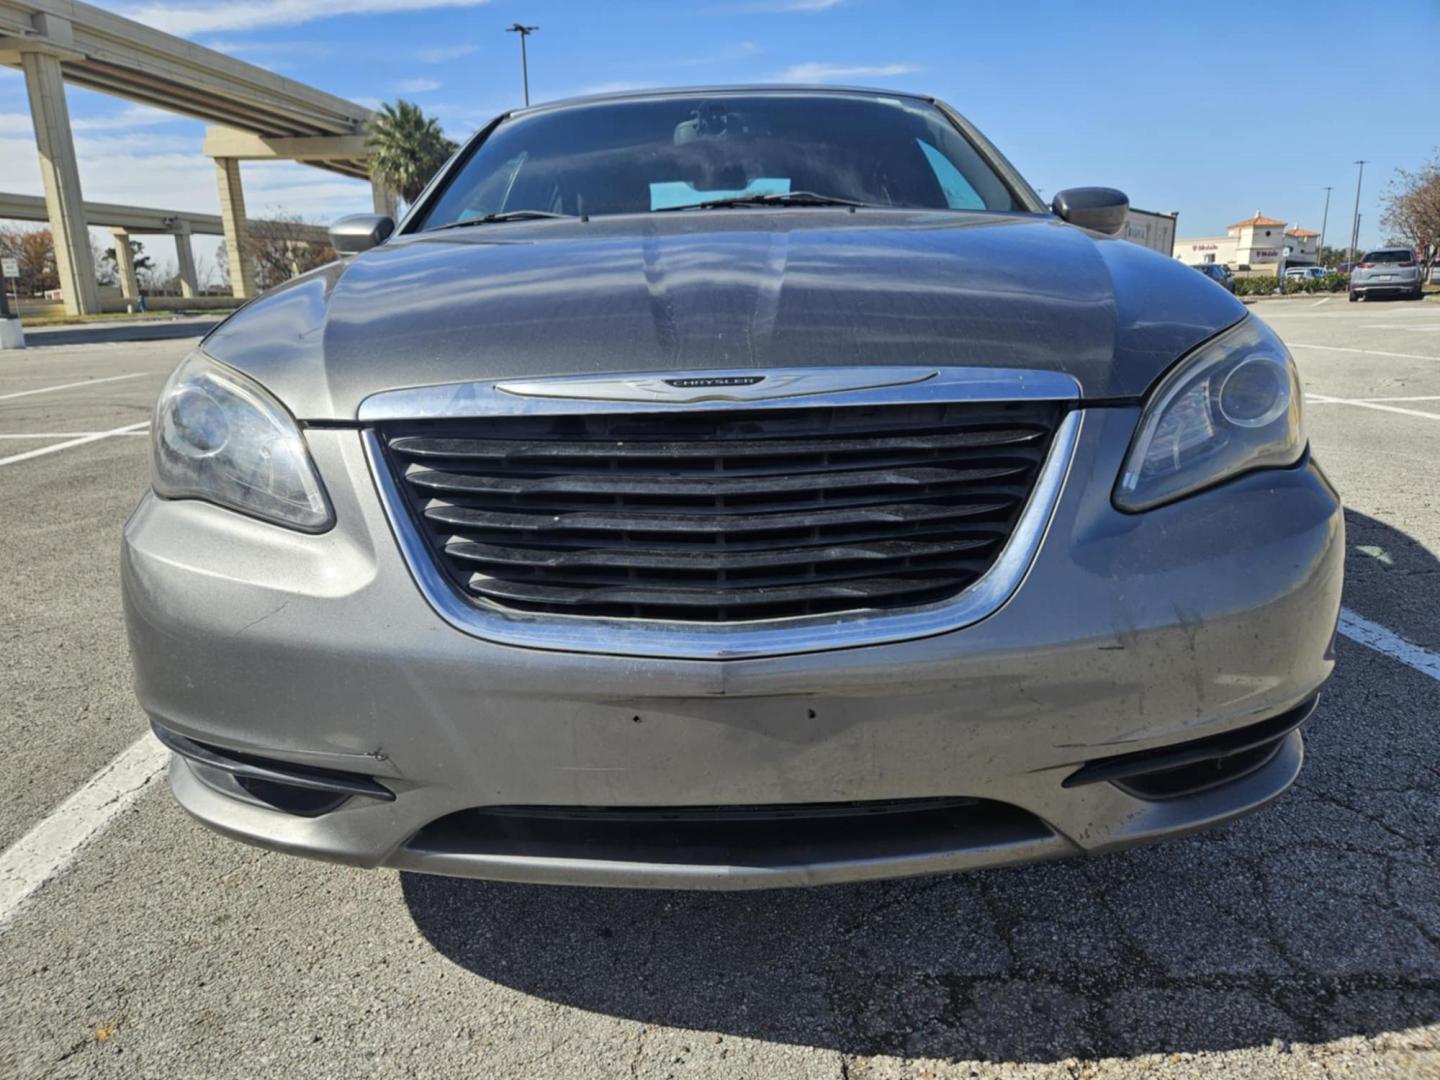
[202,209,1246,420]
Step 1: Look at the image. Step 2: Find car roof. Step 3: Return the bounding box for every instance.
[509,85,937,118]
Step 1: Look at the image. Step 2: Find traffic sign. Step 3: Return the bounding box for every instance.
[1,257,17,278]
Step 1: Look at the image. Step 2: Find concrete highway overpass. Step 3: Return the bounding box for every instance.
[0,191,329,301]
[0,0,386,314]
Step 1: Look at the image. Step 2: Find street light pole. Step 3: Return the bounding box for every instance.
[506,23,538,106]
[1318,186,1333,267]
[1346,160,1367,270]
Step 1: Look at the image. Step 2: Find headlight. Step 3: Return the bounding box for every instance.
[152,352,332,532]
[1115,317,1304,511]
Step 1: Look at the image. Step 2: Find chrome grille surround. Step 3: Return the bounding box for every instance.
[360,367,1083,660]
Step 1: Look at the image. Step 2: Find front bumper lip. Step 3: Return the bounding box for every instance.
[165,727,1305,890]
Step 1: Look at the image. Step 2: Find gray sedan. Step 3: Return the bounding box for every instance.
[124,87,1341,889]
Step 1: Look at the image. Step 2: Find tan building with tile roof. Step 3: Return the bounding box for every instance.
[1174,211,1321,270]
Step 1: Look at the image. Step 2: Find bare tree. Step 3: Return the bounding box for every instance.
[140,256,179,295]
[0,225,60,297]
[245,213,338,291]
[214,240,231,290]
[1380,152,1440,277]
[99,237,155,290]
[92,234,117,287]
[192,251,218,294]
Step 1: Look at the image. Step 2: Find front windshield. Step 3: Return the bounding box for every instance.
[417,93,1020,229]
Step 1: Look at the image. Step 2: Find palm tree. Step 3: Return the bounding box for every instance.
[366,100,457,206]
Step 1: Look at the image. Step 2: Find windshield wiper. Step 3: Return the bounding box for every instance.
[428,210,577,231]
[655,191,873,212]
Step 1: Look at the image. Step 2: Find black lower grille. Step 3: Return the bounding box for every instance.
[406,798,1051,867]
[379,400,1062,622]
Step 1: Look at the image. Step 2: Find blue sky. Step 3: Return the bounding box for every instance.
[2,0,1436,282]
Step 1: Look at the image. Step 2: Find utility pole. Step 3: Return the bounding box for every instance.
[1346,160,1367,271]
[506,23,538,106]
[1318,186,1333,266]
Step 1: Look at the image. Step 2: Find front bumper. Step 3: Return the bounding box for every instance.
[122,406,1344,889]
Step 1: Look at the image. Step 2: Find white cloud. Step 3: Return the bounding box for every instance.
[728,0,842,11]
[575,81,657,96]
[202,37,334,58]
[72,105,184,132]
[672,41,760,67]
[116,0,489,36]
[774,62,923,83]
[0,105,183,137]
[393,77,441,94]
[422,99,506,141]
[416,43,477,63]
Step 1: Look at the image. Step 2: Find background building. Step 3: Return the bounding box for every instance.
[1174,212,1320,270]
[1119,207,1178,256]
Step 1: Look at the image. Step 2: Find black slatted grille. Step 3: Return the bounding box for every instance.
[379,400,1062,622]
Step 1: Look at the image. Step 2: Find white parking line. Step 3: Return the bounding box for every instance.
[0,371,154,402]
[1306,394,1440,421]
[0,734,168,933]
[1339,608,1440,681]
[1312,298,1330,307]
[1340,395,1440,403]
[0,431,150,440]
[1289,343,1438,361]
[1261,306,1433,317]
[0,420,150,466]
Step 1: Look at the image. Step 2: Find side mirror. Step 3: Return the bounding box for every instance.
[1051,187,1129,236]
[330,214,394,254]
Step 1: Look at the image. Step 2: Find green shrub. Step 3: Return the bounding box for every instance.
[1234,275,1278,296]
[1233,272,1349,296]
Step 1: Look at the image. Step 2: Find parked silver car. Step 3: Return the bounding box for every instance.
[1349,248,1424,301]
[124,88,1342,890]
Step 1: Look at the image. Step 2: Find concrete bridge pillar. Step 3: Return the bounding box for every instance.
[20,47,99,316]
[214,157,255,300]
[173,223,199,298]
[110,228,140,302]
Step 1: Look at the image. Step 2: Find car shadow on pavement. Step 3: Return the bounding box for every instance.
[402,509,1440,1063]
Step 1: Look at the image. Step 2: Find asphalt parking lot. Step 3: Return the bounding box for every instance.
[1,295,1437,1079]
